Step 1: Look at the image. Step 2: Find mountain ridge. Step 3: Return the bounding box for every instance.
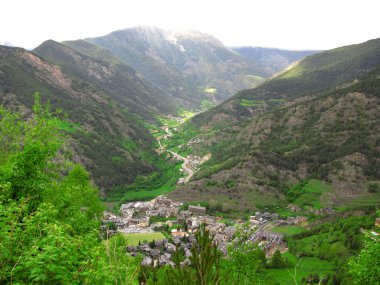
[84,26,271,108]
[33,40,177,119]
[0,44,162,191]
[233,46,319,74]
[169,38,380,211]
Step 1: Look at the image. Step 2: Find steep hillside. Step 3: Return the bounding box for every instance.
[0,45,161,191]
[192,38,380,127]
[33,40,176,118]
[169,42,380,212]
[84,26,271,108]
[233,47,319,74]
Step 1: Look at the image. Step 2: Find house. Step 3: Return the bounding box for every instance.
[148,210,160,217]
[171,230,187,238]
[263,212,271,220]
[294,216,308,225]
[187,218,200,233]
[154,239,165,248]
[250,216,261,226]
[141,256,153,266]
[188,205,206,216]
[166,220,178,227]
[126,246,137,253]
[150,249,160,260]
[159,254,172,266]
[138,244,151,253]
[165,243,176,253]
[202,216,216,225]
[173,238,181,246]
[138,217,150,228]
[120,203,134,212]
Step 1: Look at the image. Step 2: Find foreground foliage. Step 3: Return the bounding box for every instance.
[140,224,267,285]
[349,212,380,285]
[0,94,139,284]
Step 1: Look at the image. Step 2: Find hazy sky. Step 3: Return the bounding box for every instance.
[1,0,379,50]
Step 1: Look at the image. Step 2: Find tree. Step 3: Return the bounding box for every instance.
[271,250,285,268]
[220,223,266,284]
[189,224,222,285]
[148,224,222,285]
[0,94,139,284]
[349,233,380,284]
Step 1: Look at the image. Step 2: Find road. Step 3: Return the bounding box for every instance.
[156,126,194,183]
[168,151,194,183]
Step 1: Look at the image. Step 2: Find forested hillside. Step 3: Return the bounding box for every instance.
[0,45,161,191]
[0,97,140,283]
[170,39,380,212]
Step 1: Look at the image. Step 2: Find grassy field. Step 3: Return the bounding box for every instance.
[337,192,380,210]
[119,163,183,202]
[203,87,217,94]
[122,232,166,246]
[288,179,332,209]
[156,109,197,129]
[271,226,306,236]
[266,254,335,284]
[240,99,265,107]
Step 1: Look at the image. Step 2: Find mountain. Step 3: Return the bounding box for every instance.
[0,45,163,191]
[83,26,271,108]
[33,40,176,118]
[169,39,380,212]
[192,38,380,125]
[232,47,319,74]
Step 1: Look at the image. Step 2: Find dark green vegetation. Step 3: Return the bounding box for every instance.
[107,157,183,203]
[0,45,164,191]
[349,224,380,284]
[283,210,378,284]
[233,47,319,74]
[0,96,140,284]
[170,38,380,212]
[84,26,271,107]
[284,180,332,210]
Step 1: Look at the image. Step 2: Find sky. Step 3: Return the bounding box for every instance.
[1,0,379,50]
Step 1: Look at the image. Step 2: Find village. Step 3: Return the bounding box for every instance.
[102,196,310,267]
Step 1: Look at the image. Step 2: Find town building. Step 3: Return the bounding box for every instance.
[188,205,206,216]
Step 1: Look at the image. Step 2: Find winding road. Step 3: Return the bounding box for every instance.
[156,126,194,183]
[168,151,194,183]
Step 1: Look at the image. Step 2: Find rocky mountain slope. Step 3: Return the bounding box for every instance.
[169,39,380,211]
[34,40,176,118]
[83,26,271,108]
[0,45,162,191]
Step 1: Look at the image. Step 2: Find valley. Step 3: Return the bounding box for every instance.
[1,24,379,285]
